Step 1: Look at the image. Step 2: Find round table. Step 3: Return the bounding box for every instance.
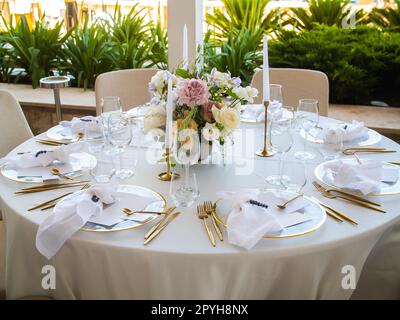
[1,116,400,299]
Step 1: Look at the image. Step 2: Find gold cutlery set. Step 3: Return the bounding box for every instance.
[15,180,89,195]
[36,133,85,146]
[197,201,224,247]
[342,146,397,156]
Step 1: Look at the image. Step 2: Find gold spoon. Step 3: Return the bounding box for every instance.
[277,193,304,209]
[50,168,74,180]
[122,208,166,216]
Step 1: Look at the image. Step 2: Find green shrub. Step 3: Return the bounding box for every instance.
[2,15,68,88]
[0,35,14,82]
[370,0,400,32]
[269,25,400,104]
[147,7,168,69]
[60,19,113,89]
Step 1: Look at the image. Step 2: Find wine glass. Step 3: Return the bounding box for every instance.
[321,125,344,160]
[170,128,201,207]
[100,96,122,147]
[294,99,319,160]
[89,150,115,183]
[268,84,283,149]
[266,107,294,186]
[281,160,307,193]
[108,112,133,179]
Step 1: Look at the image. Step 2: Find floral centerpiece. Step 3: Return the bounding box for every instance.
[145,68,258,148]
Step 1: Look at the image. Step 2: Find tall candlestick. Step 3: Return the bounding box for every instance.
[183,24,188,70]
[165,76,173,149]
[263,35,270,102]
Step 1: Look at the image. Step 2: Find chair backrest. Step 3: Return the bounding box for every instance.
[94,69,158,115]
[250,68,329,116]
[0,89,33,157]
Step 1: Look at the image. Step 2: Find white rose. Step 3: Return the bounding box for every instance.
[219,107,240,130]
[245,86,258,103]
[143,104,166,131]
[201,122,221,141]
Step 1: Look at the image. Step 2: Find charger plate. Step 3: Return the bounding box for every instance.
[300,126,381,147]
[315,159,400,196]
[215,189,326,238]
[1,152,96,183]
[77,185,166,232]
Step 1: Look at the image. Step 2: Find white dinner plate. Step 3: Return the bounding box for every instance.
[300,126,381,147]
[1,152,96,183]
[215,189,326,238]
[77,185,166,232]
[314,159,400,196]
[240,104,294,123]
[47,125,102,142]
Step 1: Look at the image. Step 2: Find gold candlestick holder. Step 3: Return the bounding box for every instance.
[256,100,277,157]
[158,147,173,181]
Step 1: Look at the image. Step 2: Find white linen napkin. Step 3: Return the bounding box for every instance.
[36,183,117,260]
[0,142,87,169]
[60,116,101,134]
[318,120,368,143]
[241,101,282,122]
[323,159,399,195]
[218,191,310,250]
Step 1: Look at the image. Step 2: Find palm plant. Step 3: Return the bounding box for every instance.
[147,4,168,69]
[2,15,68,88]
[370,0,400,32]
[0,38,14,83]
[102,4,151,69]
[287,0,366,31]
[60,19,113,89]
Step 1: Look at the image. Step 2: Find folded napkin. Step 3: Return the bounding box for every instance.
[241,101,282,122]
[60,116,102,135]
[323,159,399,195]
[218,191,310,250]
[318,120,368,143]
[0,142,87,169]
[36,183,117,260]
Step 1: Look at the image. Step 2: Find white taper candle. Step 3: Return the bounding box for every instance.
[183,24,188,70]
[165,76,173,149]
[263,35,270,101]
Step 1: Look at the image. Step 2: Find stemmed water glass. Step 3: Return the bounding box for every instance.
[108,112,134,179]
[281,160,307,193]
[100,96,122,148]
[294,99,319,160]
[266,107,294,186]
[170,128,201,207]
[268,84,283,150]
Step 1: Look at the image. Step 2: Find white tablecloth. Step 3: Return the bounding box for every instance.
[1,117,400,299]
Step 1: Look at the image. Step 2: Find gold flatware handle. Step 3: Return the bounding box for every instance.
[203,218,216,247]
[41,202,58,211]
[144,212,180,245]
[335,194,385,213]
[28,192,73,211]
[211,214,223,241]
[326,188,380,207]
[389,162,400,166]
[144,206,175,239]
[21,181,90,191]
[325,209,344,222]
[318,202,358,225]
[15,183,87,194]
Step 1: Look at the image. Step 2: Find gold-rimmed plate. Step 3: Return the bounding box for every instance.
[315,159,400,196]
[1,152,96,183]
[215,189,326,238]
[47,125,102,142]
[300,126,381,147]
[79,185,166,232]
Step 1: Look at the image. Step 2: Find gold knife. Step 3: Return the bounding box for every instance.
[144,206,175,239]
[144,212,181,245]
[314,198,358,225]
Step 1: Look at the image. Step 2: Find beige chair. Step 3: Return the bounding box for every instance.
[0,89,33,299]
[250,68,330,116]
[94,69,158,115]
[0,90,33,157]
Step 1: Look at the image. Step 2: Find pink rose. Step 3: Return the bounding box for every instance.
[201,100,223,123]
[177,79,209,107]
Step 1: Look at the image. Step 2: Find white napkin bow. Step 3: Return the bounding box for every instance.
[319,120,368,143]
[36,183,117,260]
[242,101,282,122]
[323,159,398,195]
[0,142,87,169]
[60,116,101,134]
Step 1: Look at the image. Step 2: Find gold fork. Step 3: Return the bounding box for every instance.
[197,204,216,247]
[40,183,91,211]
[204,201,223,241]
[312,181,385,213]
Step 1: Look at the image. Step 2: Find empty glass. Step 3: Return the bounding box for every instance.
[170,128,201,207]
[321,125,344,160]
[89,150,115,183]
[281,160,307,193]
[268,84,283,150]
[100,96,122,147]
[294,99,319,160]
[266,107,294,186]
[108,113,133,179]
